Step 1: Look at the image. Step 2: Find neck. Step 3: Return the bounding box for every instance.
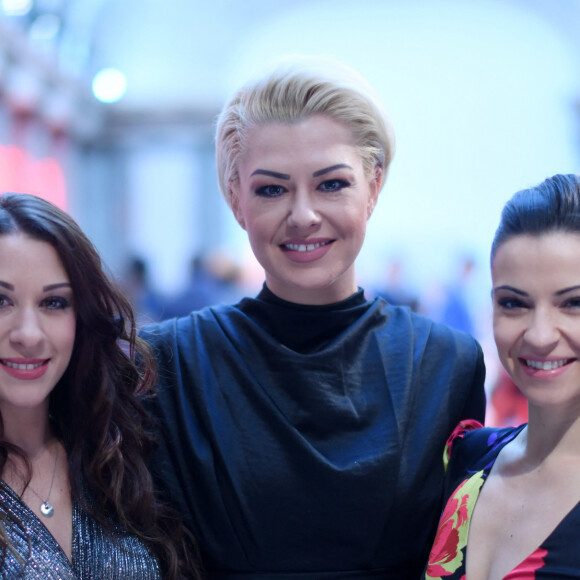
[2,405,53,458]
[522,404,580,465]
[265,270,359,306]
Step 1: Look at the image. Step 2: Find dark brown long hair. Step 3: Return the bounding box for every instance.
[0,192,203,579]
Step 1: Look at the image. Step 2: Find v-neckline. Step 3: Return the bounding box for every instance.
[464,426,580,578]
[0,479,76,568]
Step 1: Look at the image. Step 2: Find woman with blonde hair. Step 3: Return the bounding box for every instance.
[144,57,486,578]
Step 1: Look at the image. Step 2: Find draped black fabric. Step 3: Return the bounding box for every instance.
[142,288,486,579]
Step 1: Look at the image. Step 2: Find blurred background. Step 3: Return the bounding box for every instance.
[1,0,579,424]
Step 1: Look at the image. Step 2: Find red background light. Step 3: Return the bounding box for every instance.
[0,145,67,209]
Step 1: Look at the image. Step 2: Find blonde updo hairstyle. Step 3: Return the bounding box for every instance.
[216,56,396,208]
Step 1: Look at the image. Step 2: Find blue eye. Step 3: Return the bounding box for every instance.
[497,296,527,310]
[0,295,11,309]
[319,179,349,192]
[42,296,71,311]
[563,297,580,309]
[255,184,286,197]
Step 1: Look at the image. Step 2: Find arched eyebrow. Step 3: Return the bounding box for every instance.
[492,285,527,296]
[0,281,71,292]
[250,169,290,180]
[43,283,72,292]
[312,164,353,177]
[493,284,580,297]
[556,285,580,296]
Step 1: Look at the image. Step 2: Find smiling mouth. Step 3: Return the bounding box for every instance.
[524,359,573,370]
[282,241,332,252]
[1,360,47,370]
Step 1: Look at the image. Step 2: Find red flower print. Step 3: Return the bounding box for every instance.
[425,471,485,579]
[426,510,461,576]
[443,419,484,469]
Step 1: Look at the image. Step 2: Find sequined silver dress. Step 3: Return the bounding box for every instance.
[0,481,161,579]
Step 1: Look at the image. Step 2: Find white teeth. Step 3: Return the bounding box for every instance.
[2,361,44,370]
[525,359,568,370]
[285,241,328,252]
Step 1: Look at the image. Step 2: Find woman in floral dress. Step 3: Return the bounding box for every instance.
[426,173,580,579]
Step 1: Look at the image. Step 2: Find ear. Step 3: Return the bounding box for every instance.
[229,182,246,230]
[366,166,383,220]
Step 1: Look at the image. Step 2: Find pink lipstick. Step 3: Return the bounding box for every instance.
[281,238,334,263]
[0,358,49,380]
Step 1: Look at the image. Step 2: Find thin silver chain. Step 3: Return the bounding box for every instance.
[26,442,59,517]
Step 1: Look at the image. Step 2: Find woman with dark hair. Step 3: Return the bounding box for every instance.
[0,193,202,579]
[425,174,580,579]
[142,57,486,578]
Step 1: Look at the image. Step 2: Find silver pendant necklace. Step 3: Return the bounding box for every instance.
[27,443,59,518]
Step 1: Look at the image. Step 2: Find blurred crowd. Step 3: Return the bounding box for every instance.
[120,252,246,327]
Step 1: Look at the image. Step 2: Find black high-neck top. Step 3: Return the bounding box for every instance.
[248,285,368,353]
[143,288,486,579]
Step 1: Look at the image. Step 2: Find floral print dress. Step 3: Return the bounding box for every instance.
[425,421,580,579]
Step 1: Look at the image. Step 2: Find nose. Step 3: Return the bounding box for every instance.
[286,190,321,231]
[522,308,560,351]
[10,308,45,350]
